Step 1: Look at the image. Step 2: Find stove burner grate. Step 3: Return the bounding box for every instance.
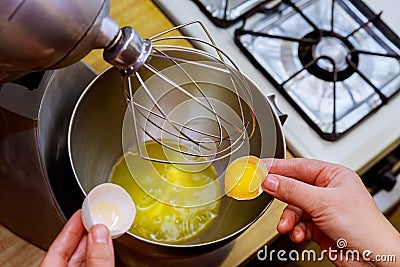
[298,30,359,82]
[191,0,269,28]
[235,0,400,141]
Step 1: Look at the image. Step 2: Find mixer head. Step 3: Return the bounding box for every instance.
[116,21,256,165]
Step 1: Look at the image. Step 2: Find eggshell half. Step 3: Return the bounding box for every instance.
[81,183,136,238]
[225,156,268,200]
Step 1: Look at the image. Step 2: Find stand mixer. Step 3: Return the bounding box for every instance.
[1,0,255,162]
[0,0,153,249]
[0,0,153,83]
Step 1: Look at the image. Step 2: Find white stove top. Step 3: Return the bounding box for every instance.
[153,0,400,172]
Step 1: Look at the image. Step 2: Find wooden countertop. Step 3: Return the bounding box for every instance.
[0,0,288,266]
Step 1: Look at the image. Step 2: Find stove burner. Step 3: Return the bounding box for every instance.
[234,0,400,141]
[298,30,359,82]
[191,0,268,27]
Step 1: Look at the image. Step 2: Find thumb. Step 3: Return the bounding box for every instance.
[262,174,324,214]
[86,224,114,267]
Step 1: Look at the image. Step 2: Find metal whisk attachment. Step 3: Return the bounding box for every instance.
[104,21,255,164]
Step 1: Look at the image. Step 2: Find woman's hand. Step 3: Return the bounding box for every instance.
[262,158,400,266]
[40,210,114,267]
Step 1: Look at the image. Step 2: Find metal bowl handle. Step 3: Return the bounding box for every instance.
[267,95,288,125]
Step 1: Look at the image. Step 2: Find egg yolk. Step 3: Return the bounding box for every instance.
[224,157,267,200]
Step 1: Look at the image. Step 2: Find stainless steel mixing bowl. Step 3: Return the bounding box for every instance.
[68,50,286,263]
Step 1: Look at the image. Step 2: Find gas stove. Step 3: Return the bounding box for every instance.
[234,0,400,141]
[153,0,400,176]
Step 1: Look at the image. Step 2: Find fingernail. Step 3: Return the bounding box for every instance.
[263,176,279,192]
[92,224,109,244]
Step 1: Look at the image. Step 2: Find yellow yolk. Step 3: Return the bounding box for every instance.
[224,156,268,200]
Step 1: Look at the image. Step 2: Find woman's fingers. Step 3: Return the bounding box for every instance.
[68,234,88,267]
[86,224,114,267]
[262,158,352,188]
[278,205,303,234]
[262,174,325,215]
[278,205,314,243]
[41,212,115,267]
[289,221,314,243]
[40,210,85,267]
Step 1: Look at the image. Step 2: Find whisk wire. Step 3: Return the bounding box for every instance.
[135,71,212,151]
[151,47,224,146]
[149,42,251,128]
[142,62,244,135]
[121,21,255,164]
